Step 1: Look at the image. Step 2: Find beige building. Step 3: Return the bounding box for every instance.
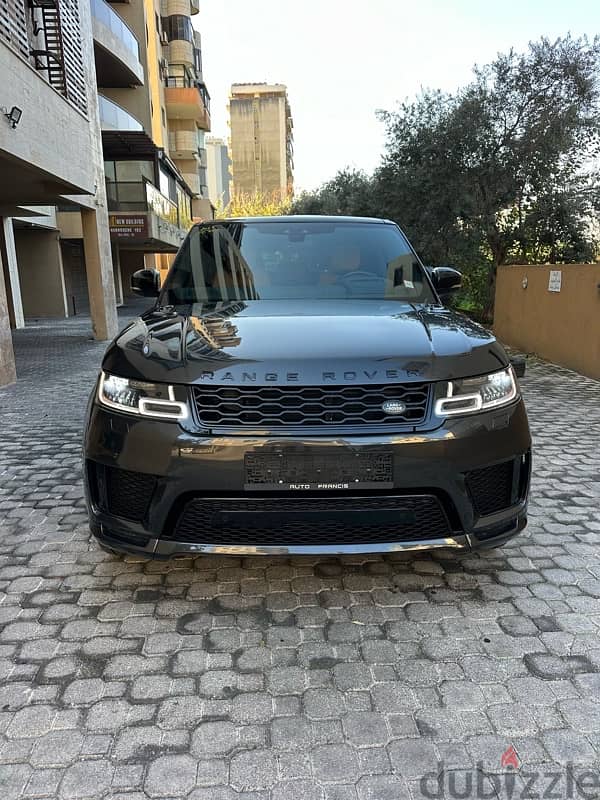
[164,17,212,221]
[228,83,293,200]
[60,0,212,302]
[206,136,231,209]
[0,0,117,386]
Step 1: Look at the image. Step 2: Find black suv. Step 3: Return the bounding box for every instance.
[84,216,531,557]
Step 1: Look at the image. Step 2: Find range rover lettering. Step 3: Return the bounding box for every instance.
[84,216,531,557]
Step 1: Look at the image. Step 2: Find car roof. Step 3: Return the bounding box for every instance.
[194,215,395,226]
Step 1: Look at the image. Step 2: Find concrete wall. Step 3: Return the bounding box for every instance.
[57,211,84,239]
[0,44,95,199]
[14,230,68,318]
[494,263,600,380]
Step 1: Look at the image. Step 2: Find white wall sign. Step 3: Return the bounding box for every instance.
[548,270,562,292]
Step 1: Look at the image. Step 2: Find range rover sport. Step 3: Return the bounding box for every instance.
[83,216,531,557]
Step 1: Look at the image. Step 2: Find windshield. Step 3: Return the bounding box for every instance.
[160,220,436,304]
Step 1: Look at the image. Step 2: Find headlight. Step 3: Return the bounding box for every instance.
[98,372,187,421]
[434,366,517,417]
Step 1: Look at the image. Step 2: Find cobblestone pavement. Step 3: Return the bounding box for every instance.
[1,310,600,800]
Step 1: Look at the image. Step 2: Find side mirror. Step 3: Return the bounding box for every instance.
[431,266,462,295]
[131,268,160,297]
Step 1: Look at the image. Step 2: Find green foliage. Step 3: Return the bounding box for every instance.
[295,35,600,320]
[216,190,292,219]
[292,169,375,217]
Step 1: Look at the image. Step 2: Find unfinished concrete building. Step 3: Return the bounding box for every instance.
[228,83,293,200]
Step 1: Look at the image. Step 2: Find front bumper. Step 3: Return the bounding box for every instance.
[83,399,531,557]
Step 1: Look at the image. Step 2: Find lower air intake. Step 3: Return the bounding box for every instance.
[168,494,451,546]
[465,460,515,516]
[102,465,156,522]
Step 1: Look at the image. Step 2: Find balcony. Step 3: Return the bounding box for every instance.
[165,0,196,13]
[99,95,143,132]
[168,129,198,158]
[165,78,211,131]
[168,39,194,68]
[106,180,189,251]
[92,0,144,86]
[181,171,201,196]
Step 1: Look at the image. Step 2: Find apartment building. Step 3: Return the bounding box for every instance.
[228,83,293,200]
[0,0,117,386]
[165,21,212,221]
[206,136,231,209]
[0,0,212,386]
[59,0,212,303]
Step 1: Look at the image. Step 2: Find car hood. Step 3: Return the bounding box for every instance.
[102,299,508,385]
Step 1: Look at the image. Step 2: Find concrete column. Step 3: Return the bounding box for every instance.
[81,208,118,340]
[77,0,119,341]
[0,218,24,328]
[112,243,124,306]
[0,222,17,387]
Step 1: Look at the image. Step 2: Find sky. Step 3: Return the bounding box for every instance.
[195,0,600,193]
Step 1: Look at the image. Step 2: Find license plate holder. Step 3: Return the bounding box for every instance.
[244,449,393,491]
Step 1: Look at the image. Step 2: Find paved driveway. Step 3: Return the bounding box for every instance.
[1,313,600,799]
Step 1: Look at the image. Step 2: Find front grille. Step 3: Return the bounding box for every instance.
[168,494,451,546]
[465,460,515,516]
[101,465,156,522]
[191,383,430,429]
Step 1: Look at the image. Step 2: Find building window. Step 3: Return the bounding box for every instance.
[164,14,193,43]
[104,161,116,182]
[105,160,154,183]
[104,160,154,212]
[194,47,202,74]
[159,167,177,203]
[166,65,195,89]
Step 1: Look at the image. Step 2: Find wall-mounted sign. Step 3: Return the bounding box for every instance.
[548,270,562,292]
[109,214,148,239]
